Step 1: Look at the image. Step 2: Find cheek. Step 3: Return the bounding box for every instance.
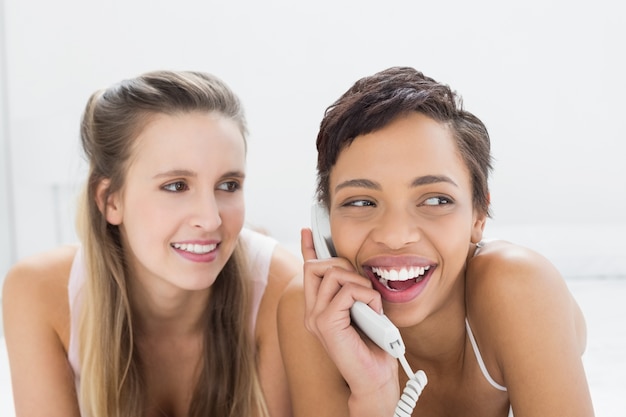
[119,192,168,237]
[120,209,162,250]
[425,215,475,262]
[331,220,367,259]
[427,213,472,241]
[218,197,246,230]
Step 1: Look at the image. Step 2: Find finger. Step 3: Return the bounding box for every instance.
[313,283,385,360]
[300,228,318,262]
[317,282,382,333]
[303,259,323,318]
[302,229,323,316]
[313,266,371,313]
[303,260,352,333]
[302,228,345,317]
[307,268,382,338]
[303,255,358,313]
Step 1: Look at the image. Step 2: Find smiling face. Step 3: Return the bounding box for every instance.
[328,112,486,324]
[103,111,246,294]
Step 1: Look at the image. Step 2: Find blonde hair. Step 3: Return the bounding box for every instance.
[76,71,267,417]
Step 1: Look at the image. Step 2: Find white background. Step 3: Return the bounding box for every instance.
[0,0,625,414]
[1,0,625,276]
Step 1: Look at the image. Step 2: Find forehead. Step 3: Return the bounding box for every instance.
[331,112,469,188]
[129,111,246,169]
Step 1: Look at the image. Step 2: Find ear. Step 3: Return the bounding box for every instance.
[470,211,487,244]
[95,179,123,225]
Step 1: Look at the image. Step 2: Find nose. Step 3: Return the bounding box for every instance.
[190,192,222,231]
[370,205,421,250]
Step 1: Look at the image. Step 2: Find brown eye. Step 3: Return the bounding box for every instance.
[422,196,452,206]
[163,181,189,192]
[217,181,241,192]
[346,199,375,207]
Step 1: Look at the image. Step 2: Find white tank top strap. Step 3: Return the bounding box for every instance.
[465,318,507,392]
[239,227,278,333]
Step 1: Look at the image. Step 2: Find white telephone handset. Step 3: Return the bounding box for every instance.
[310,202,336,259]
[311,202,408,358]
[310,203,427,417]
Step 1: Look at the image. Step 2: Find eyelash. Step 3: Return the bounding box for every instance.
[162,181,188,192]
[162,180,242,193]
[217,181,242,192]
[343,196,453,208]
[422,196,453,206]
[345,199,375,207]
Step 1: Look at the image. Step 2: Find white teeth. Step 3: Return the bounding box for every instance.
[373,265,431,291]
[172,242,216,254]
[372,265,430,281]
[399,269,408,280]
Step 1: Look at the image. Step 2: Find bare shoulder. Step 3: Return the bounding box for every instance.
[466,239,574,306]
[3,246,82,416]
[466,239,580,314]
[4,244,78,296]
[277,274,305,318]
[276,276,305,350]
[268,245,302,291]
[3,245,78,343]
[469,239,557,276]
[465,239,587,357]
[276,276,308,345]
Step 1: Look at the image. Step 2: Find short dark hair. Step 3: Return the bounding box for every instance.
[315,66,493,216]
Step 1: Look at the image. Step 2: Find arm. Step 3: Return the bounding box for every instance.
[2,247,81,417]
[255,245,301,417]
[277,229,399,417]
[278,282,351,417]
[467,242,594,417]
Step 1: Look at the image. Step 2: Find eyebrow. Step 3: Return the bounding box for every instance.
[152,170,246,179]
[224,170,246,180]
[335,178,380,192]
[153,169,197,179]
[411,175,458,188]
[334,175,457,192]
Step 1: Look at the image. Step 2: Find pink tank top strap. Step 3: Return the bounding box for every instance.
[67,247,85,384]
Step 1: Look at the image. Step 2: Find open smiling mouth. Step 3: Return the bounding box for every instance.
[171,243,217,254]
[370,266,431,291]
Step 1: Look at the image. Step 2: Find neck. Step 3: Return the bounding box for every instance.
[404,308,466,361]
[400,273,468,370]
[128,276,211,337]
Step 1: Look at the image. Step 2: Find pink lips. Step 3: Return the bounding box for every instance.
[175,249,218,263]
[366,266,435,304]
[171,241,219,263]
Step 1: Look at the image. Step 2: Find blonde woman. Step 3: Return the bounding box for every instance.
[3,70,300,417]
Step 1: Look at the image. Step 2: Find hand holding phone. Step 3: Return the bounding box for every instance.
[350,301,406,358]
[310,202,427,416]
[310,203,405,357]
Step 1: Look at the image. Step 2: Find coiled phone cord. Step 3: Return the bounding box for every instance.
[393,354,428,417]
